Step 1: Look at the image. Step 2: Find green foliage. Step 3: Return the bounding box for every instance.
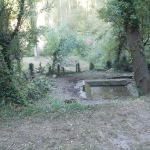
[43,98,86,113]
[86,28,119,69]
[21,76,53,102]
[0,52,53,105]
[99,0,137,29]
[112,0,140,30]
[0,0,27,104]
[113,56,132,72]
[0,49,24,104]
[99,0,150,34]
[0,0,64,104]
[145,45,150,71]
[43,24,86,67]
[0,105,17,121]
[98,0,150,70]
[37,62,45,75]
[0,96,88,120]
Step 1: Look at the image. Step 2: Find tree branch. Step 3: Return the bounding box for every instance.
[11,0,25,39]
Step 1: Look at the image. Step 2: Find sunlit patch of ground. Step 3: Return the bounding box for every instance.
[22,56,89,72]
[22,57,51,70]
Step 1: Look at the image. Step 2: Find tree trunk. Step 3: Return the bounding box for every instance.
[116,43,122,62]
[68,0,71,13]
[34,44,39,58]
[0,0,25,103]
[126,27,149,95]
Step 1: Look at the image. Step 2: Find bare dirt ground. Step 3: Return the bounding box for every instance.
[0,58,150,150]
[1,98,150,150]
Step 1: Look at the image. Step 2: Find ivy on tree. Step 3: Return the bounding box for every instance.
[99,0,149,95]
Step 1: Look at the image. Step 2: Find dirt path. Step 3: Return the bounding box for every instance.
[0,99,150,150]
[0,71,150,150]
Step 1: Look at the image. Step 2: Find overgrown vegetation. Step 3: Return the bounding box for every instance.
[42,24,86,72]
[21,76,53,102]
[0,96,89,121]
[99,0,150,94]
[0,0,54,105]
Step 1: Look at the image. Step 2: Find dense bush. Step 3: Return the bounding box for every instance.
[0,70,54,105]
[21,76,54,102]
[0,47,24,104]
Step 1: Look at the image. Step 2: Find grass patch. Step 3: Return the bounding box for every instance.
[1,94,143,121]
[21,96,88,117]
[0,105,17,121]
[0,96,89,121]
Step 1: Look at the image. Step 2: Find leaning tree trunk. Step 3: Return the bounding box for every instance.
[126,27,149,95]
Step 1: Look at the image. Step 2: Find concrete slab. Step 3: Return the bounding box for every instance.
[84,79,138,99]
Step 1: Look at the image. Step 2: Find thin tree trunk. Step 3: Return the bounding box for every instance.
[116,43,122,62]
[126,27,149,94]
[59,0,62,7]
[76,0,79,10]
[34,44,39,58]
[68,0,71,13]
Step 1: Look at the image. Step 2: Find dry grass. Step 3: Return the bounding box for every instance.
[22,57,51,70]
[22,56,89,72]
[0,98,150,150]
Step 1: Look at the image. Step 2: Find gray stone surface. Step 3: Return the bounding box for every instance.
[126,83,139,98]
[74,79,139,99]
[74,81,83,89]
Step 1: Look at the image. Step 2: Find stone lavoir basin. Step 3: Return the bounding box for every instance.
[83,79,139,99]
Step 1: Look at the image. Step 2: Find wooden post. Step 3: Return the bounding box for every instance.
[57,64,60,75]
[29,63,34,77]
[78,63,81,72]
[76,63,78,72]
[76,63,81,72]
[89,62,95,70]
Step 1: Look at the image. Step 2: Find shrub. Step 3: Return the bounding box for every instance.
[21,76,54,102]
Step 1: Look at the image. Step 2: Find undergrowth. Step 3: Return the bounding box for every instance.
[0,96,89,121]
[21,97,87,116]
[21,76,54,102]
